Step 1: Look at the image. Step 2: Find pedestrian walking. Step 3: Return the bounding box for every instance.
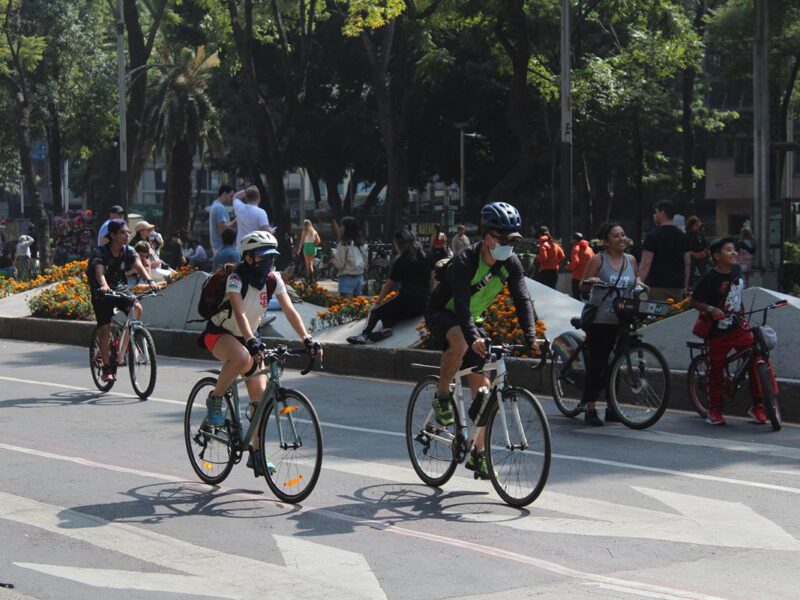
[334,216,368,298]
[686,216,711,289]
[209,184,236,254]
[578,222,648,426]
[450,224,471,255]
[567,232,594,300]
[347,229,429,344]
[638,200,690,302]
[233,186,270,246]
[534,226,565,289]
[297,219,321,280]
[736,227,755,287]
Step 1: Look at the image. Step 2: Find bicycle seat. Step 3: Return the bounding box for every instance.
[686,341,706,349]
[570,317,582,330]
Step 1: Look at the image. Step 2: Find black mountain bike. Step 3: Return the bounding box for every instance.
[550,284,672,429]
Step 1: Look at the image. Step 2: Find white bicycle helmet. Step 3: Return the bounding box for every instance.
[239,230,280,257]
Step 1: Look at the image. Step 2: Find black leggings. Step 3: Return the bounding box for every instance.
[363,293,426,335]
[580,323,623,405]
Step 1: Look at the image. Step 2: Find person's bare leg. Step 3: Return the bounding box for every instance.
[438,326,468,395]
[244,372,268,450]
[211,335,250,397]
[98,323,112,366]
[467,372,491,451]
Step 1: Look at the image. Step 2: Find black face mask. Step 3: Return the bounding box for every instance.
[244,256,274,288]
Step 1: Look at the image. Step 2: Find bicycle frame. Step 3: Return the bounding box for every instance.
[412,353,529,461]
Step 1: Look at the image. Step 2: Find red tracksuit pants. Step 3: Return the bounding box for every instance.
[707,327,760,409]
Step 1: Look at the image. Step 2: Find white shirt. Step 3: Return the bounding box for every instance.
[233,198,269,246]
[211,270,287,338]
[16,235,34,258]
[97,219,111,246]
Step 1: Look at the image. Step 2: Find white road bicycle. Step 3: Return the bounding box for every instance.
[406,342,551,507]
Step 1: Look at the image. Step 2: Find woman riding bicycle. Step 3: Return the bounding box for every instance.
[199,231,320,476]
[578,222,648,426]
[690,237,767,426]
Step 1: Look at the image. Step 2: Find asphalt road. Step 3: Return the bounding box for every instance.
[1,338,799,600]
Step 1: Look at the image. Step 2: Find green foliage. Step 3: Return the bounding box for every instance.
[339,0,407,36]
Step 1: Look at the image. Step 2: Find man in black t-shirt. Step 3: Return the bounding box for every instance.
[691,237,766,426]
[638,200,690,302]
[87,219,157,382]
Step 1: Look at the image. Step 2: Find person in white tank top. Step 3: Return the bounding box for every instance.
[201,231,321,476]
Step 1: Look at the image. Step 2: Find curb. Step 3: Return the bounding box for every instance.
[1,316,798,423]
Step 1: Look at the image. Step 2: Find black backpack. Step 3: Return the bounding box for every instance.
[191,264,276,322]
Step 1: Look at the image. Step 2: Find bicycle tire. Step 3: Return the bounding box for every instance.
[687,354,710,418]
[757,362,782,431]
[608,341,670,430]
[89,326,114,392]
[550,340,586,418]
[184,377,236,485]
[129,327,157,399]
[406,375,458,487]
[485,387,551,507]
[260,389,322,503]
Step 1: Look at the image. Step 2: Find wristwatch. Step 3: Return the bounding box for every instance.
[706,305,715,315]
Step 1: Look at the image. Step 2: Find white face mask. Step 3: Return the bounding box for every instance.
[490,244,514,261]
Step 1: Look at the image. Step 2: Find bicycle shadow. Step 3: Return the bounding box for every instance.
[0,390,143,408]
[289,482,531,538]
[57,481,298,528]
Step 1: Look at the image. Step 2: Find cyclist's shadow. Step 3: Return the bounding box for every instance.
[0,390,142,409]
[58,482,297,528]
[290,483,531,537]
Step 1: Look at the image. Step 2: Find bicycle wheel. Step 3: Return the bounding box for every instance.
[608,342,670,429]
[687,354,710,418]
[129,327,157,399]
[550,339,586,418]
[260,389,322,503]
[184,377,237,485]
[485,387,551,507]
[757,362,782,431]
[406,375,458,487]
[89,326,114,392]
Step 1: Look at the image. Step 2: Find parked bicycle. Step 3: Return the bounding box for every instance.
[364,241,393,296]
[687,299,787,431]
[89,288,159,399]
[406,341,551,507]
[184,345,322,503]
[550,283,672,429]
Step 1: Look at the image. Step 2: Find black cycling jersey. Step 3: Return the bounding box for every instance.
[428,241,536,346]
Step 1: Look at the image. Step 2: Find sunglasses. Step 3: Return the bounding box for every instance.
[487,231,516,246]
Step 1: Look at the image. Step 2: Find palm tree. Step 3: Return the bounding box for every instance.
[144,46,220,235]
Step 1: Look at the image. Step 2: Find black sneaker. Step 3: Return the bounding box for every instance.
[346,334,368,345]
[368,329,393,342]
[584,409,603,427]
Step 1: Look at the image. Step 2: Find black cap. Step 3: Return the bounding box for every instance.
[109,205,125,214]
[571,232,584,241]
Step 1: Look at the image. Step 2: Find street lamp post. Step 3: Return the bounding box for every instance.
[753,0,769,272]
[460,127,465,209]
[116,0,127,211]
[560,0,573,241]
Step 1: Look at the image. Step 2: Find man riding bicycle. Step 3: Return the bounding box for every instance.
[425,201,538,479]
[86,219,158,383]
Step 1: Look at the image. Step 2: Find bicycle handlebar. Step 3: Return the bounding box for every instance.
[103,288,162,301]
[260,344,319,375]
[469,339,549,373]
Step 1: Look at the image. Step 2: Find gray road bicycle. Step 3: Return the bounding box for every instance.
[89,289,159,399]
[184,345,322,503]
[406,342,551,507]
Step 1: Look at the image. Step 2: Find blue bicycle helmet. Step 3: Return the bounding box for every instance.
[481,202,522,234]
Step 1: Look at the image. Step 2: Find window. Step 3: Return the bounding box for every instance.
[734,139,754,175]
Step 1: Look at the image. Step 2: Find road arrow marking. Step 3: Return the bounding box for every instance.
[1,491,386,600]
[314,456,800,551]
[443,485,800,551]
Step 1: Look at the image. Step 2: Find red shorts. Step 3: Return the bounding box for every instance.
[203,332,225,353]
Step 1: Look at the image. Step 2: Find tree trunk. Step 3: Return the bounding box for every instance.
[46,102,64,215]
[681,65,696,214]
[357,174,386,228]
[324,174,343,222]
[633,115,645,244]
[16,99,52,269]
[307,165,322,207]
[163,138,194,235]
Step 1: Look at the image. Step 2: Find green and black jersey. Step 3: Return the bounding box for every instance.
[428,241,536,346]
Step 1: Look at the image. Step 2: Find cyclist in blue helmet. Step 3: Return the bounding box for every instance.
[425,201,539,479]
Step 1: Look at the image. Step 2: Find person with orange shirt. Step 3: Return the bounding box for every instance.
[534,226,565,289]
[567,232,594,300]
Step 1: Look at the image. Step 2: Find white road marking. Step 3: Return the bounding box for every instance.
[0,375,183,405]
[0,442,732,600]
[3,373,799,495]
[576,428,800,461]
[1,491,385,600]
[772,469,800,476]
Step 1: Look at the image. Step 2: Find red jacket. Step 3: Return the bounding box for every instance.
[536,235,565,271]
[567,240,594,281]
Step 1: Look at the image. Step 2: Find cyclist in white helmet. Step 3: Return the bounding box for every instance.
[199,231,320,476]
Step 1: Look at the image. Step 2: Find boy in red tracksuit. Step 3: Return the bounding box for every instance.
[535,226,565,289]
[567,232,594,299]
[690,237,767,426]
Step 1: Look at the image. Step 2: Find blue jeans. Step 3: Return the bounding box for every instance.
[338,274,364,296]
